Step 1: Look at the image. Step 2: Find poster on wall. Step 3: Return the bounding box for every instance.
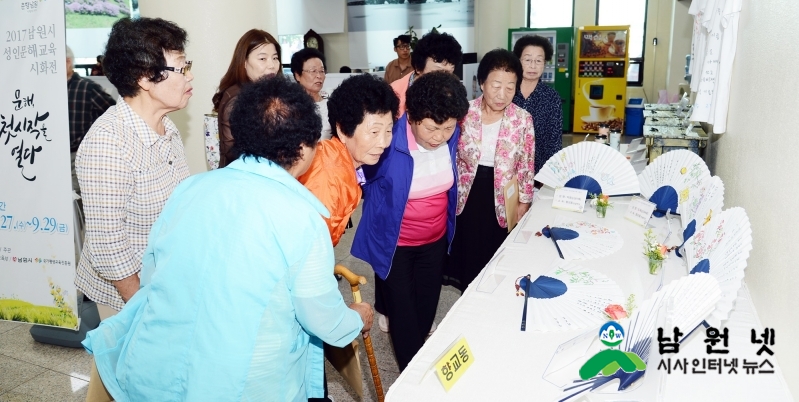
[0,0,79,329]
[579,29,627,58]
[65,0,138,61]
[346,0,475,70]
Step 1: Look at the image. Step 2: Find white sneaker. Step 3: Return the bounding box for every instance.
[378,314,389,333]
[428,321,438,335]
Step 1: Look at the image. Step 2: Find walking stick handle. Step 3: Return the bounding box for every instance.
[334,264,366,295]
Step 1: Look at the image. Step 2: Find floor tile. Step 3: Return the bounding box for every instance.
[0,370,87,402]
[0,356,47,396]
[0,326,83,369]
[50,350,93,381]
[0,321,22,335]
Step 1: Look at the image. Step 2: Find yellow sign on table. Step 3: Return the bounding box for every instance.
[434,336,474,392]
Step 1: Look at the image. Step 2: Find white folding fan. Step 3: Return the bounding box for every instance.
[537,141,640,197]
[684,207,752,327]
[637,150,710,217]
[676,176,725,256]
[539,216,624,260]
[515,260,625,332]
[559,273,721,400]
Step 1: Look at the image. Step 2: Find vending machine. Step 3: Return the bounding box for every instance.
[508,27,574,132]
[572,25,630,134]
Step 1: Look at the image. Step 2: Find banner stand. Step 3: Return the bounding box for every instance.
[30,193,97,347]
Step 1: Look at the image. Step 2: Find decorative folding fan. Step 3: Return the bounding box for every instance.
[638,150,710,217]
[538,216,624,260]
[676,176,725,257]
[537,141,640,198]
[515,260,624,332]
[684,207,752,327]
[561,273,721,400]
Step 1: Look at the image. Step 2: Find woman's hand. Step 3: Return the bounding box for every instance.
[516,202,531,222]
[349,302,374,338]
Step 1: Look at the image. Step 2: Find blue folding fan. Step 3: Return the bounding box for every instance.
[684,207,751,327]
[515,260,624,333]
[638,150,710,217]
[538,216,623,260]
[676,176,725,257]
[537,141,640,198]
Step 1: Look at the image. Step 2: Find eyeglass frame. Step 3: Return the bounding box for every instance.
[162,60,193,75]
[521,58,547,67]
[395,44,411,50]
[302,69,327,76]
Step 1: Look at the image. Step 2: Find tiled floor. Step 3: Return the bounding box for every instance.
[0,204,463,401]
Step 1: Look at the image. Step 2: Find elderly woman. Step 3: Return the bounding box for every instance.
[512,35,562,176]
[292,48,333,140]
[212,29,281,168]
[82,76,373,401]
[444,48,535,292]
[352,72,469,371]
[391,31,463,116]
[75,18,191,318]
[299,73,398,246]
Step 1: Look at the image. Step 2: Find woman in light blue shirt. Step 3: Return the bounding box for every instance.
[82,75,372,402]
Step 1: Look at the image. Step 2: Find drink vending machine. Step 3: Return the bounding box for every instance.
[572,25,630,134]
[508,27,574,132]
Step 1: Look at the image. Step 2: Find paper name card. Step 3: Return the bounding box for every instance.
[435,337,474,392]
[552,187,588,213]
[625,196,657,226]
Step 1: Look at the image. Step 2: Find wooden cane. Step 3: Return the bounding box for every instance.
[334,264,384,402]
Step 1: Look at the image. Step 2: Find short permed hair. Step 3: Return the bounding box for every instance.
[229,75,321,168]
[290,48,326,80]
[103,18,188,98]
[477,48,523,88]
[512,35,554,61]
[405,71,469,125]
[411,32,463,73]
[393,35,411,47]
[328,74,399,138]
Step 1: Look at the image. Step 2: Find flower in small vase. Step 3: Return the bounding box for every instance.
[604,304,628,320]
[590,193,613,209]
[643,229,669,261]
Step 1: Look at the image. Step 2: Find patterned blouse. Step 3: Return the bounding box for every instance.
[512,82,562,174]
[457,97,535,228]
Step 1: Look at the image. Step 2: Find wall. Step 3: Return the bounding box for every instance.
[140,0,277,174]
[320,32,350,73]
[474,0,526,57]
[709,0,799,397]
[666,0,691,97]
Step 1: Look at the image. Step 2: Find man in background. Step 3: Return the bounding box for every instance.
[66,46,116,195]
[383,35,412,84]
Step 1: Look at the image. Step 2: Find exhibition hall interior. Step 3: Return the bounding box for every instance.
[0,0,797,401]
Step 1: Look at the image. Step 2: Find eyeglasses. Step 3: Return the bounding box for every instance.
[303,69,326,76]
[163,60,193,75]
[395,44,411,50]
[522,58,546,66]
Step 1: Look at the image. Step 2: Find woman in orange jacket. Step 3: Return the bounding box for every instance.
[299,74,399,246]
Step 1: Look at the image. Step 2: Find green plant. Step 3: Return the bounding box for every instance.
[643,229,668,261]
[405,24,442,51]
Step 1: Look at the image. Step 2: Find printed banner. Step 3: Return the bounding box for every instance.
[0,0,78,329]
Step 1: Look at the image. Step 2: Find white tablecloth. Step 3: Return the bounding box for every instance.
[387,192,794,401]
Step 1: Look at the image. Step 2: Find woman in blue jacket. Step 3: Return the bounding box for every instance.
[352,72,469,371]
